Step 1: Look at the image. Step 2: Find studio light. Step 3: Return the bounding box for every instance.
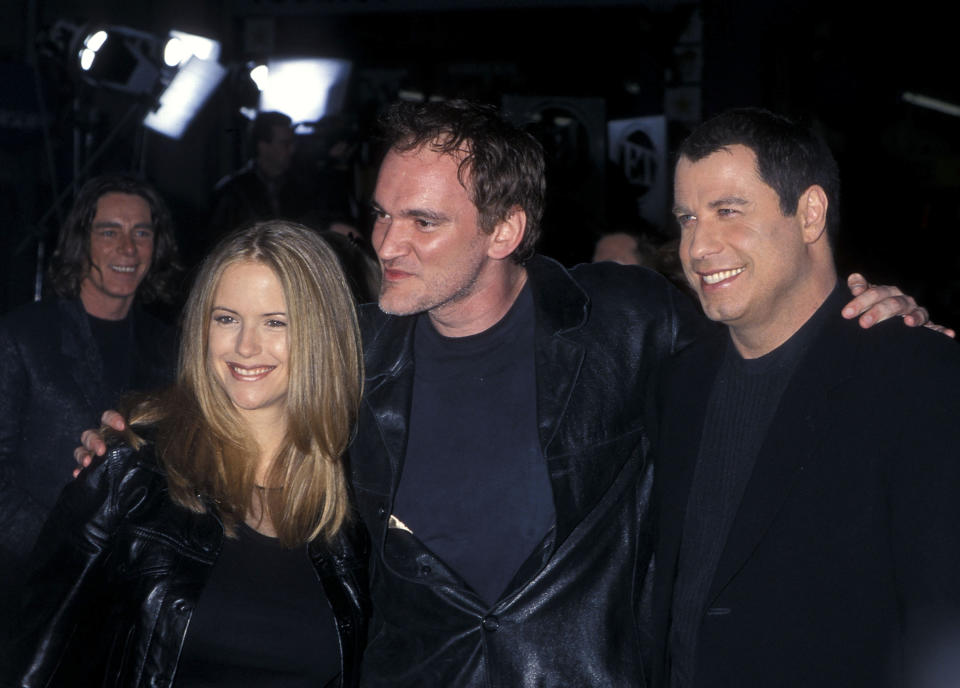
[254,58,352,124]
[143,29,225,139]
[163,30,221,68]
[249,63,269,91]
[78,30,107,70]
[144,54,226,139]
[72,25,161,96]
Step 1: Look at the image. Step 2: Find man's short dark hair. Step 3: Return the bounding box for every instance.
[48,175,182,304]
[379,99,546,264]
[252,111,293,146]
[678,108,841,243]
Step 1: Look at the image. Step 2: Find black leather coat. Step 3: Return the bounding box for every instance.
[351,255,701,687]
[2,443,370,688]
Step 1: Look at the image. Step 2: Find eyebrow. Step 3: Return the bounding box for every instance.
[707,196,749,209]
[92,219,155,229]
[212,306,287,317]
[405,208,449,223]
[370,200,450,224]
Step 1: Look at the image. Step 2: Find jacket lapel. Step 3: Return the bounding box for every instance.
[524,257,592,543]
[526,257,588,457]
[359,311,418,496]
[652,330,727,684]
[707,307,858,603]
[653,333,725,643]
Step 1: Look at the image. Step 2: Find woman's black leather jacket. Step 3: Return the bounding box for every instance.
[2,443,370,688]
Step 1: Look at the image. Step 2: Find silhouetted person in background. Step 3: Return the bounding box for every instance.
[592,226,694,300]
[0,175,180,633]
[592,227,659,267]
[209,111,315,239]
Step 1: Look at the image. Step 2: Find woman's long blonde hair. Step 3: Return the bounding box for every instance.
[123,221,363,547]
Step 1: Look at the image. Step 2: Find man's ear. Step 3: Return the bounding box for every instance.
[798,184,828,244]
[487,207,527,260]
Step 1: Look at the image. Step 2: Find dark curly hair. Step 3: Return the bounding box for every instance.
[47,175,182,304]
[378,100,546,264]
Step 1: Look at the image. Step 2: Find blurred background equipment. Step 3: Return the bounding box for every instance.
[2,0,958,325]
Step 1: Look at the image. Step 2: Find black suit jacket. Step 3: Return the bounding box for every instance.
[0,299,174,572]
[652,289,960,687]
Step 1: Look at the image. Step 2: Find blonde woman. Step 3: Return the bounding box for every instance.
[4,222,369,688]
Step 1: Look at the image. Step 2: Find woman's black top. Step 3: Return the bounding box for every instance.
[176,523,341,687]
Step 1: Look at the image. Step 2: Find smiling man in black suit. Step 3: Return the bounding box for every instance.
[652,108,960,688]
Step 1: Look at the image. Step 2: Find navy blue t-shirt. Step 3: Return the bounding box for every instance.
[392,283,555,605]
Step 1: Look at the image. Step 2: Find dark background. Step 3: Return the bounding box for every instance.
[2,0,958,324]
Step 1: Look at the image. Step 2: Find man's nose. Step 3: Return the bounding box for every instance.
[117,230,136,255]
[687,221,722,260]
[374,219,407,261]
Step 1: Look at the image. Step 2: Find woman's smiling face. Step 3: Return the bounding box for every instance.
[207,260,289,423]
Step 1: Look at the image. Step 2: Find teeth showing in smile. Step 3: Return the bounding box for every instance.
[110,265,137,273]
[702,267,745,285]
[228,364,274,378]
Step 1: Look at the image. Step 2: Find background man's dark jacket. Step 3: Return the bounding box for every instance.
[351,255,700,687]
[209,161,317,239]
[2,442,370,687]
[651,289,960,687]
[0,299,174,610]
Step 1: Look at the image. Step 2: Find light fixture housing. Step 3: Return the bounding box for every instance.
[143,29,226,139]
[144,55,226,139]
[73,25,161,95]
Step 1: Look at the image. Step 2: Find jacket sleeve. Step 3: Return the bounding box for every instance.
[1,448,132,685]
[886,334,960,679]
[0,322,49,559]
